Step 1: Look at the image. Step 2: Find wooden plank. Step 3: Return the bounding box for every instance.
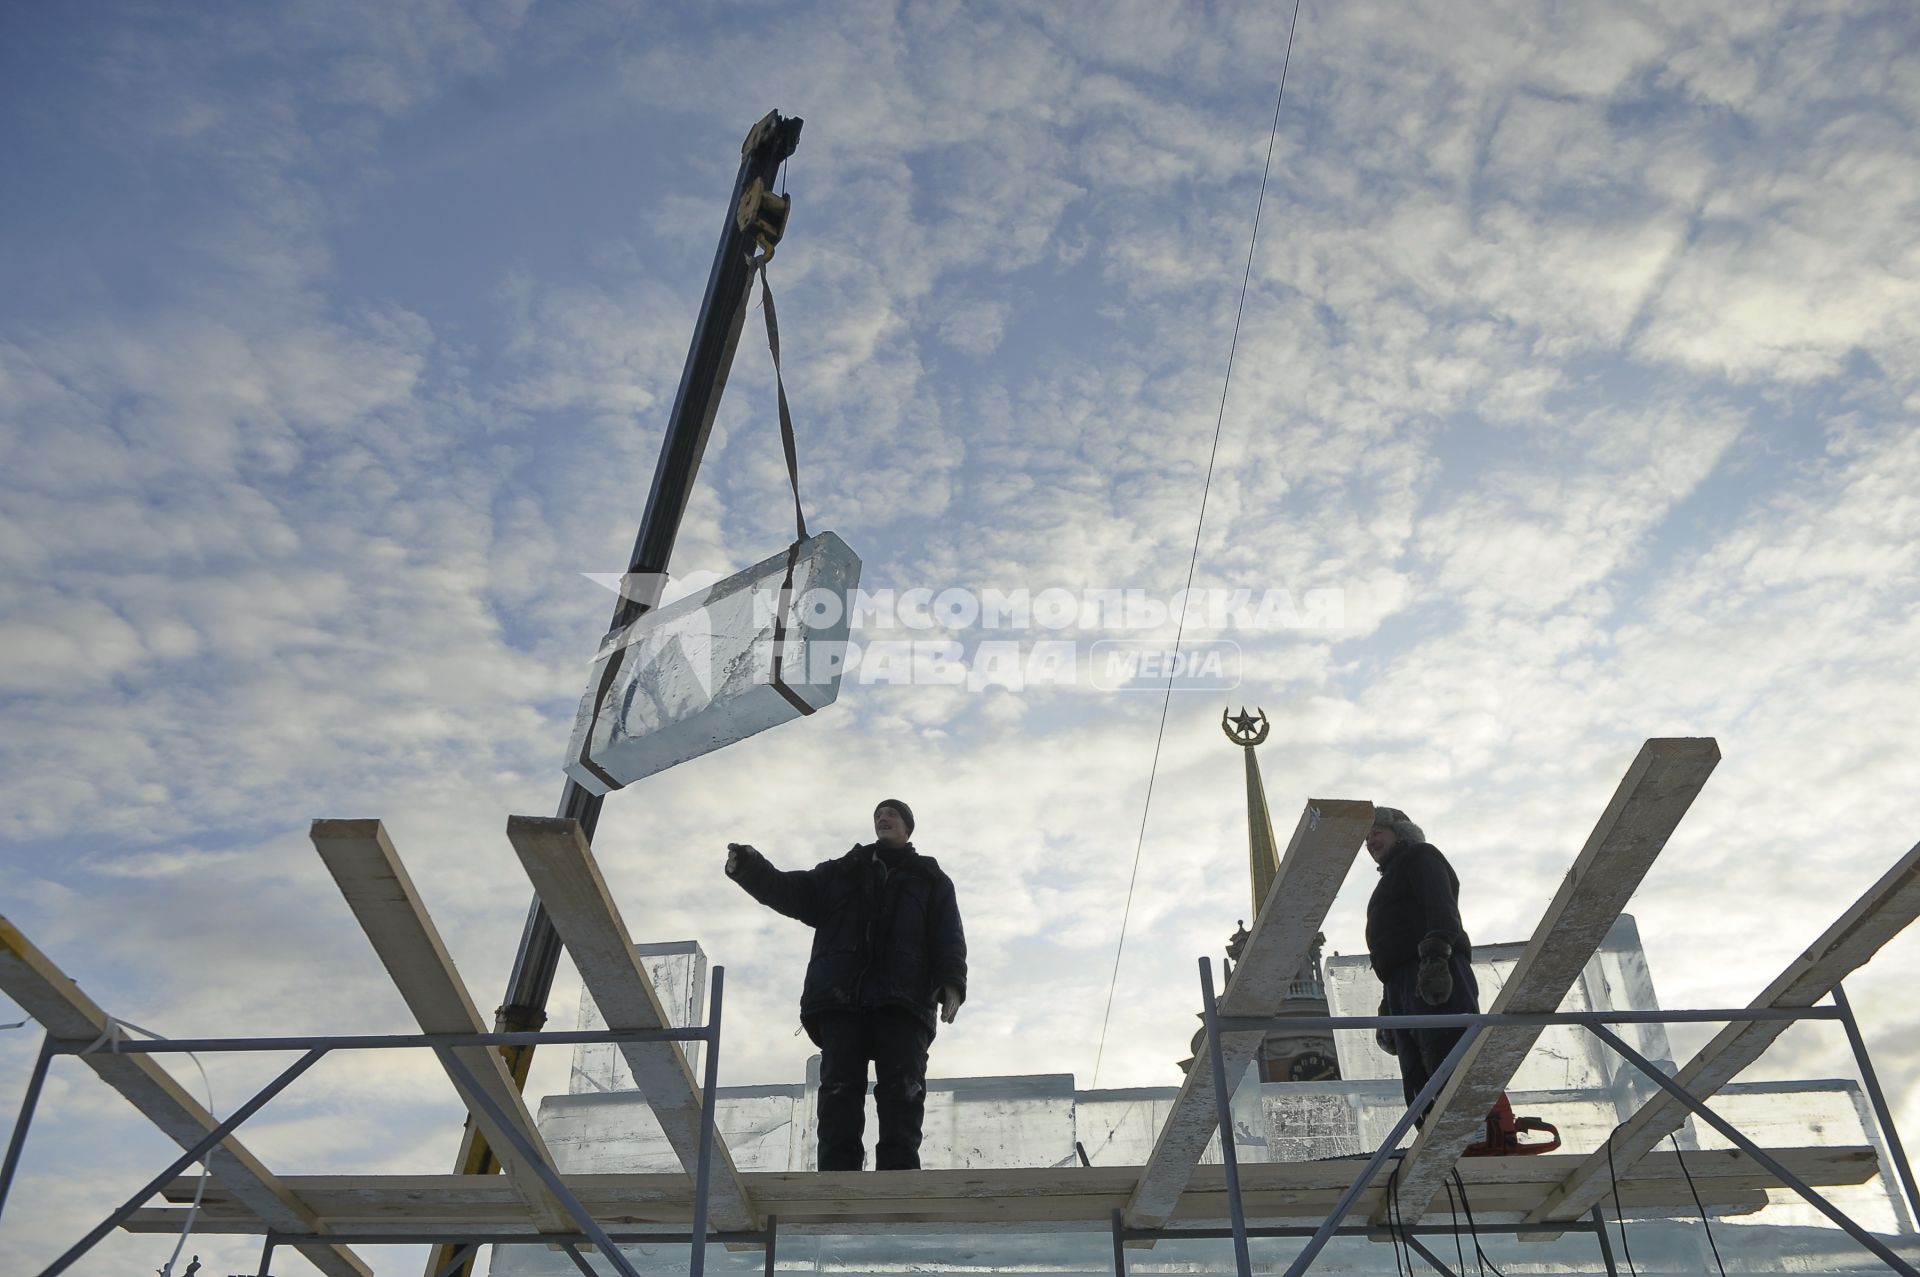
[161,1143,1879,1208]
[129,1146,1870,1234]
[149,1175,1784,1224]
[131,1182,1766,1236]
[1524,835,1920,1230]
[1122,798,1374,1229]
[504,815,758,1234]
[129,1183,1775,1234]
[309,819,572,1232]
[1378,737,1720,1225]
[0,915,373,1277]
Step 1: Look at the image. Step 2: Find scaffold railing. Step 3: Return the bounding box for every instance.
[1180,954,1920,1277]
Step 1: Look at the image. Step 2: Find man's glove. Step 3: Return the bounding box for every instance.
[1374,999,1398,1055]
[726,843,754,877]
[936,985,962,1025]
[1416,936,1453,1006]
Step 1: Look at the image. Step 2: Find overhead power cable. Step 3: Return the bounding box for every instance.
[1089,0,1305,1088]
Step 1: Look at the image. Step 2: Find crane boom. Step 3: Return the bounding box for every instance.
[427,108,802,1277]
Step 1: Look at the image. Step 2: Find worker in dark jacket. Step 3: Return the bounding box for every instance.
[1365,806,1478,1120]
[726,798,966,1170]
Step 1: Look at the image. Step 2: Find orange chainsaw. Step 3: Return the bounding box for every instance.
[1461,1094,1561,1156]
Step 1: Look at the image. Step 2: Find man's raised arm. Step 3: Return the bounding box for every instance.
[726,842,826,926]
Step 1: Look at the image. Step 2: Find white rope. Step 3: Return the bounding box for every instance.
[83,1017,217,1277]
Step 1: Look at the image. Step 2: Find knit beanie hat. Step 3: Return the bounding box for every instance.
[875,799,915,836]
[1372,805,1425,846]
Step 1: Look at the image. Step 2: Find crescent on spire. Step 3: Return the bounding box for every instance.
[1221,705,1270,747]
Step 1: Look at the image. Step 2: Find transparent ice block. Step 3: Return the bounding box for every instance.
[564,531,861,793]
[569,941,706,1093]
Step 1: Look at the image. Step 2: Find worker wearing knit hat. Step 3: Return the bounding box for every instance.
[724,799,966,1170]
[874,798,914,838]
[1364,804,1480,1123]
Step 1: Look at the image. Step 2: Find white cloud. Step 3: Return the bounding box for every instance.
[4,2,1920,1270]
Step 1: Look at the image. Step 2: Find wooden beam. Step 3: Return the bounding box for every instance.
[127,1145,1874,1235]
[309,819,572,1232]
[503,814,758,1234]
[1376,737,1720,1224]
[0,915,372,1277]
[1524,836,1920,1229]
[1121,798,1374,1230]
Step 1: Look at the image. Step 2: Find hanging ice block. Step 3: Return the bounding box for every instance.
[564,531,861,793]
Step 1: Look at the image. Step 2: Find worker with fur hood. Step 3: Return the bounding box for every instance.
[1365,806,1479,1119]
[726,798,967,1171]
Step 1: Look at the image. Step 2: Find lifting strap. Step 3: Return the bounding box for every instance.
[753,260,816,718]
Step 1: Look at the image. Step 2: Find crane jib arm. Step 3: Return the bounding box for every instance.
[509,108,801,1021]
[424,112,801,1277]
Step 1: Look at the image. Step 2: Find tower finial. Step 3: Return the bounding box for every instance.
[1221,705,1269,747]
[1223,706,1279,915]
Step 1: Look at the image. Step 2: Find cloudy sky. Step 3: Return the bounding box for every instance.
[4,1,1919,1272]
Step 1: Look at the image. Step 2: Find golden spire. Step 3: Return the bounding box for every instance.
[1221,706,1278,916]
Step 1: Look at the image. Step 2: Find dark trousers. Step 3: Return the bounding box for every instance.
[811,1010,933,1171]
[1383,952,1479,1122]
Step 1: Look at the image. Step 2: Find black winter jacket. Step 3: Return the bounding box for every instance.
[728,841,968,1036]
[1365,841,1471,981]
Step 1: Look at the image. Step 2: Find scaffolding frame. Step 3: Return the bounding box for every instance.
[3,984,1910,1277]
[0,979,743,1277]
[3,739,1917,1276]
[1181,956,1920,1277]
